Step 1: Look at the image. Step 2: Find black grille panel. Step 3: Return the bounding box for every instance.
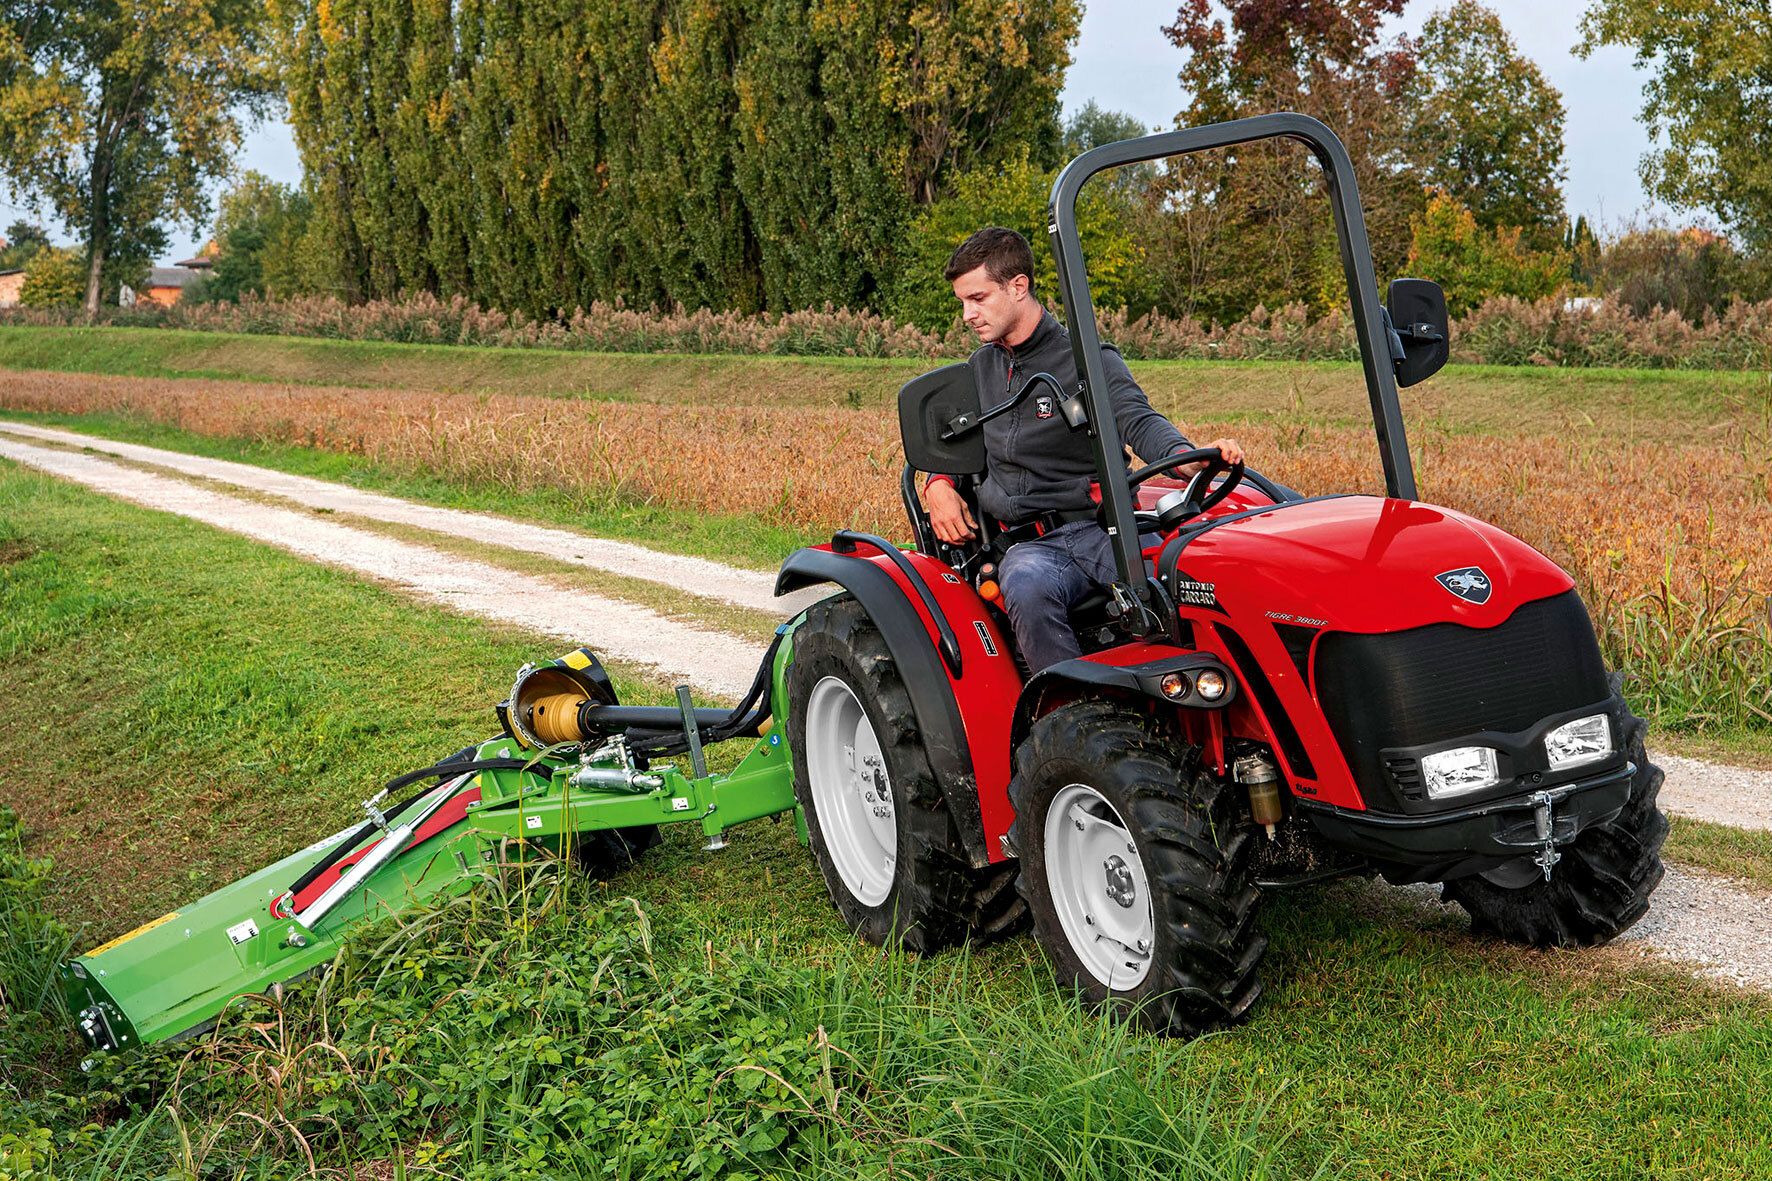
[1315,591,1610,806]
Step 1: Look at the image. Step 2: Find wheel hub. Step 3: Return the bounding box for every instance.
[1044,784,1155,989]
[1103,855,1136,908]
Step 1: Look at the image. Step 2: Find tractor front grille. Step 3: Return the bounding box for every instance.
[1313,590,1611,809]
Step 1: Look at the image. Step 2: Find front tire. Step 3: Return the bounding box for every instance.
[1441,705,1667,946]
[786,596,971,953]
[1010,701,1267,1036]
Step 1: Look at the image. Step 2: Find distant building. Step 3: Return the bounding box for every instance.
[0,268,23,308]
[119,241,218,308]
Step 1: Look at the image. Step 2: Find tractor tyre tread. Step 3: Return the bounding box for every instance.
[1009,701,1266,1037]
[1441,698,1667,947]
[787,595,971,954]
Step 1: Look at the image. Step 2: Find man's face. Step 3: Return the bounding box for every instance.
[951,265,1030,344]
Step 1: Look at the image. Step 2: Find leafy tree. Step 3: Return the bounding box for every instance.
[0,0,277,314]
[0,219,48,269]
[887,155,1141,330]
[203,172,317,301]
[1159,0,1425,321]
[1407,190,1568,314]
[1579,1,1772,249]
[1597,224,1765,321]
[1411,1,1566,245]
[1064,101,1149,154]
[1062,101,1157,197]
[17,245,85,307]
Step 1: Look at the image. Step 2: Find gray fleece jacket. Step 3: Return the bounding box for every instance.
[960,309,1191,522]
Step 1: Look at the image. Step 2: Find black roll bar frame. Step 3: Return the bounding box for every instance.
[1047,112,1418,631]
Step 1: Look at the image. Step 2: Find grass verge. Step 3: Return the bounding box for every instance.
[5,461,1772,1177]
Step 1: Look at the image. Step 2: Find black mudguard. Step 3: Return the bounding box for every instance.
[1010,649,1239,750]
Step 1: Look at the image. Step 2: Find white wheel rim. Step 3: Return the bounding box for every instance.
[1044,783,1154,989]
[804,675,897,907]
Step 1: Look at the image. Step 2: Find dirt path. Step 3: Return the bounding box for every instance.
[0,419,826,618]
[0,435,770,700]
[7,426,1772,990]
[5,418,1765,833]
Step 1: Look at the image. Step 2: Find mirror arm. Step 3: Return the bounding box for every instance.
[940,372,1066,441]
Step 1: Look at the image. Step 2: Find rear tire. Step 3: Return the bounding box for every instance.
[787,596,971,953]
[1441,705,1667,946]
[1010,701,1266,1036]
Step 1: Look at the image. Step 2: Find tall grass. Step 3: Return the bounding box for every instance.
[32,865,1299,1179]
[7,289,1772,369]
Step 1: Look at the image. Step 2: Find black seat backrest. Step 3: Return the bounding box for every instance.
[898,362,987,476]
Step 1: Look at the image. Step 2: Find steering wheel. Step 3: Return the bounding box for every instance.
[1126,446,1245,528]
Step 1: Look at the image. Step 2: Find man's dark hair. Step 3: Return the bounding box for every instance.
[943,226,1036,288]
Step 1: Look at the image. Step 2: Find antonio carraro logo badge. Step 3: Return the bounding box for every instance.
[1035,394,1056,419]
[1436,567,1492,604]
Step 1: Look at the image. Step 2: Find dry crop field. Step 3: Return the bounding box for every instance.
[1,352,1767,734]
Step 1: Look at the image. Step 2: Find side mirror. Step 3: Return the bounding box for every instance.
[898,363,986,476]
[1385,278,1450,388]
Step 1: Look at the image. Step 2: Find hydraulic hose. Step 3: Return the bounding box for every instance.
[628,631,783,756]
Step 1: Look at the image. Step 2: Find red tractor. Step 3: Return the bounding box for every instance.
[775,114,1667,1036]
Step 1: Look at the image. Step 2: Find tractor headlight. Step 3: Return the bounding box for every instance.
[1545,713,1612,770]
[1420,746,1500,799]
[1159,673,1191,700]
[1194,669,1227,701]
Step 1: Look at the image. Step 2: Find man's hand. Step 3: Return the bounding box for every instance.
[925,480,978,543]
[1177,437,1245,477]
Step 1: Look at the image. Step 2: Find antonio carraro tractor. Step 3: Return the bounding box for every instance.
[65,114,1665,1050]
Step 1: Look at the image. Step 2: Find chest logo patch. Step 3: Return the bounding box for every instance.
[1035,395,1055,420]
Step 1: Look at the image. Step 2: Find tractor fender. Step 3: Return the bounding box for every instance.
[777,537,1022,866]
[1010,642,1239,750]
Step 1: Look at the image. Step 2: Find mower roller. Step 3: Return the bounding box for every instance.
[66,112,1667,1049]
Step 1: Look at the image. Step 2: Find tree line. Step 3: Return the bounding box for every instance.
[2,0,1768,328]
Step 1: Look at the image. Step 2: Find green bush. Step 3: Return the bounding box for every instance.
[1407,192,1570,315]
[886,156,1144,331]
[18,248,87,309]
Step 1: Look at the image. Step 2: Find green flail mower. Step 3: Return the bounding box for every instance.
[65,631,804,1053]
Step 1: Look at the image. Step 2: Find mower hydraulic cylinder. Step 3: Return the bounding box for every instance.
[295,775,470,930]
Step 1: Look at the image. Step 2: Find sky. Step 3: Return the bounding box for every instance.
[66,0,1674,264]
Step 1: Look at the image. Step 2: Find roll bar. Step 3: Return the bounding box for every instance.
[1047,112,1418,628]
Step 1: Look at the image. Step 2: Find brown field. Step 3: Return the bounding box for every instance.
[2,365,1767,729]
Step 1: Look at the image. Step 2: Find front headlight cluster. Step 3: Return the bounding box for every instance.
[1419,713,1613,800]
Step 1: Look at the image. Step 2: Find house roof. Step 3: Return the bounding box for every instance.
[147,266,207,288]
[173,256,214,270]
[0,268,23,278]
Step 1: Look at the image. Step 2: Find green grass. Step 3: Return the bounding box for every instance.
[1664,817,1772,893]
[5,461,1772,1178]
[3,322,1766,437]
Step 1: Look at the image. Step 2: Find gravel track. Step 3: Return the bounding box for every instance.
[1384,866,1772,991]
[6,426,1771,990]
[0,419,826,618]
[0,435,771,700]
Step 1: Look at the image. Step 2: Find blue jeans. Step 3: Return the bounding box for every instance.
[998,521,1120,674]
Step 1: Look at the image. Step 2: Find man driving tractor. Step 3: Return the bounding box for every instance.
[922,227,1245,672]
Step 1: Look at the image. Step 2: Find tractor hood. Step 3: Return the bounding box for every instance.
[1170,495,1575,635]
